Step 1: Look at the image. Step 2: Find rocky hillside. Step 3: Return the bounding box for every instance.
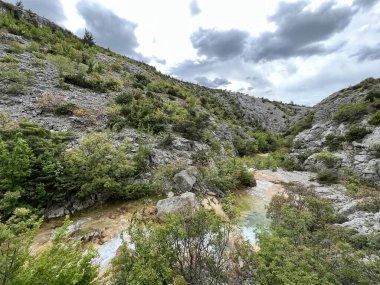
[0,1,310,218]
[287,78,380,181]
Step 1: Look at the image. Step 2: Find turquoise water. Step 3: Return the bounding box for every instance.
[236,180,279,243]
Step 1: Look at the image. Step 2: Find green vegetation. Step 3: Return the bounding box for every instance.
[0,212,97,285]
[284,112,314,137]
[315,151,339,168]
[345,124,370,141]
[325,134,344,151]
[257,183,380,284]
[333,101,369,123]
[368,110,380,125]
[0,64,34,95]
[317,168,339,184]
[113,208,254,285]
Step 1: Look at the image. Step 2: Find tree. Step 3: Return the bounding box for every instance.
[83,29,95,46]
[15,1,23,9]
[15,216,98,285]
[113,209,256,285]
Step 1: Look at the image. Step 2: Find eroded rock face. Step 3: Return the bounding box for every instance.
[156,192,199,216]
[174,170,197,192]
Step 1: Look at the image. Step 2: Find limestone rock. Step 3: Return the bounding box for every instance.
[156,192,199,216]
[174,170,197,192]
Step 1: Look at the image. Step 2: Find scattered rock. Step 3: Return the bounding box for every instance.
[156,192,199,216]
[173,170,197,192]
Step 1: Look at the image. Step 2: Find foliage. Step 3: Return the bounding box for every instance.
[63,73,122,92]
[333,101,369,123]
[62,133,139,198]
[345,124,370,142]
[368,110,380,125]
[256,183,380,285]
[325,134,344,151]
[316,169,339,184]
[6,41,26,54]
[315,151,338,168]
[113,209,255,285]
[82,29,95,46]
[0,65,34,95]
[284,112,314,137]
[0,121,72,218]
[0,213,98,285]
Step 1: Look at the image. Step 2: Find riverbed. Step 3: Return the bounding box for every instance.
[235,172,283,243]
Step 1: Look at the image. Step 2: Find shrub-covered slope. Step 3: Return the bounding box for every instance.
[0,1,309,218]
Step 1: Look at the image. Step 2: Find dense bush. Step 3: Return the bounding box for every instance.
[316,151,338,168]
[368,110,380,125]
[345,124,370,142]
[325,134,344,151]
[113,209,255,285]
[333,101,369,123]
[284,112,314,137]
[63,73,122,92]
[317,168,339,184]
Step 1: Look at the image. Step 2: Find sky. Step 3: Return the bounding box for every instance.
[7,0,380,105]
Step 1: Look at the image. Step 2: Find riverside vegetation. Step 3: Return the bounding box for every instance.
[0,2,379,284]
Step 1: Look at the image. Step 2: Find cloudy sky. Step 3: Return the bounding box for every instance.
[8,0,380,105]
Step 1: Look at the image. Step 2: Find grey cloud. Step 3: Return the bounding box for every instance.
[9,0,66,23]
[245,1,356,62]
[189,0,201,16]
[353,0,379,9]
[77,0,140,59]
[354,44,380,61]
[195,76,231,88]
[191,28,249,60]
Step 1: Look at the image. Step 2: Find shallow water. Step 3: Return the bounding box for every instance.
[236,179,282,243]
[32,199,152,271]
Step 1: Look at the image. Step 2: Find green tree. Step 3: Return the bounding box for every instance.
[15,216,98,285]
[113,209,255,285]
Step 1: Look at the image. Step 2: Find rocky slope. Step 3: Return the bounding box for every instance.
[288,78,380,181]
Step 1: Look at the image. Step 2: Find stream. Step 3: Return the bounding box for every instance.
[32,171,283,273]
[235,177,283,243]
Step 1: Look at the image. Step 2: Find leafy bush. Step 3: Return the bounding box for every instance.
[233,136,258,156]
[368,110,380,125]
[63,73,122,92]
[365,87,380,102]
[54,103,78,116]
[284,112,314,137]
[113,209,254,285]
[282,156,303,171]
[345,124,370,142]
[0,54,20,63]
[317,169,339,184]
[316,151,338,168]
[7,41,26,53]
[373,144,380,158]
[333,101,369,123]
[325,134,344,151]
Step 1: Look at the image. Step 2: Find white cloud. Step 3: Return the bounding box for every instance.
[9,0,380,105]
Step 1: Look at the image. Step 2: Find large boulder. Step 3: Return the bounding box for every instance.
[156,192,199,216]
[174,170,196,192]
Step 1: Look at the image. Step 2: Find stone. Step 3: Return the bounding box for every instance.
[156,192,199,216]
[173,170,197,192]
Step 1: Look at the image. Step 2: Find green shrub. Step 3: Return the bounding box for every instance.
[111,62,123,72]
[373,144,380,158]
[7,41,26,53]
[282,156,303,171]
[317,169,339,184]
[357,197,380,213]
[54,103,78,116]
[7,82,26,95]
[333,101,369,123]
[316,151,338,168]
[365,88,380,102]
[368,110,380,125]
[345,124,370,142]
[233,136,258,156]
[325,134,344,151]
[238,168,256,187]
[284,112,314,137]
[0,55,20,63]
[63,74,122,92]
